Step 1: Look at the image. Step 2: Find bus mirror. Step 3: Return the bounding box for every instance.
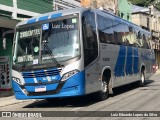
[3,37,6,50]
[2,30,14,50]
[86,24,93,38]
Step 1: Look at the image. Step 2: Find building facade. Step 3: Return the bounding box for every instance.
[131,5,160,68]
[0,0,53,90]
[118,0,132,21]
[81,0,117,13]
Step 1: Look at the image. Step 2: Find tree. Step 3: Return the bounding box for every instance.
[155,3,160,10]
[129,0,155,7]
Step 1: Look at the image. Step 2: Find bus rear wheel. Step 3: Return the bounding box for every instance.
[139,71,145,87]
[98,76,109,101]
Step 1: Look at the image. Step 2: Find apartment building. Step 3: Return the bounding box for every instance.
[132,5,160,68]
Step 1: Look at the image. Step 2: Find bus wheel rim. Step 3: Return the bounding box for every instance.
[102,81,107,93]
[141,73,144,83]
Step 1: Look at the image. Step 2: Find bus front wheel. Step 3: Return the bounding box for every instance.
[98,76,109,101]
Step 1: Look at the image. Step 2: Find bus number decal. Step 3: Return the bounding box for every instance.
[103,57,110,61]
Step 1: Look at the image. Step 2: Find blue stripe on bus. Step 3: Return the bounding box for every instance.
[125,46,133,75]
[23,77,35,84]
[26,13,62,24]
[51,13,62,19]
[38,15,49,21]
[27,18,37,24]
[133,47,139,74]
[114,45,126,77]
[21,71,35,84]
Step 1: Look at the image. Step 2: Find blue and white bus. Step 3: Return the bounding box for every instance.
[12,7,156,100]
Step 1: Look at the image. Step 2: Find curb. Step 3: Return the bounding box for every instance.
[0,90,13,98]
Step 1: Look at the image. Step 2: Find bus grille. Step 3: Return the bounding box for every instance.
[22,69,62,78]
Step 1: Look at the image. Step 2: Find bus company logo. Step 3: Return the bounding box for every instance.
[2,112,11,117]
[42,23,49,30]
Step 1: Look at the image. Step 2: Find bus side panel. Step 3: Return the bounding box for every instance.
[84,45,155,95]
[85,44,120,94]
[139,48,155,78]
[122,46,139,84]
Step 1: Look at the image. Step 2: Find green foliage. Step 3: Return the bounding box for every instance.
[155,3,160,10]
[129,0,154,7]
[129,0,160,10]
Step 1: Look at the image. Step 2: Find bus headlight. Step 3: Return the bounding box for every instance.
[12,77,22,85]
[61,69,79,82]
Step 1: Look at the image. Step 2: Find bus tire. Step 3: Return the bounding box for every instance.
[139,71,145,87]
[98,76,109,101]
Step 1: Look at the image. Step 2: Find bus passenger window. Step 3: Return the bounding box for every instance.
[130,28,139,47]
[125,26,138,47]
[135,30,143,47]
[146,34,151,49]
[97,15,115,44]
[122,24,130,45]
[112,21,123,45]
[142,34,149,49]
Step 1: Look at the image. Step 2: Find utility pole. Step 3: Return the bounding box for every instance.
[114,0,118,15]
[53,0,58,11]
[12,0,17,19]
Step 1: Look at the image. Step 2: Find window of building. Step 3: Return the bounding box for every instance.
[121,13,124,18]
[127,14,130,21]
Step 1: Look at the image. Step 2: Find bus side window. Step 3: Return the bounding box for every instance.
[146,34,151,49]
[135,30,143,48]
[142,34,149,49]
[122,24,130,45]
[97,15,115,44]
[82,11,98,66]
[112,21,123,45]
[131,28,139,47]
[129,27,139,47]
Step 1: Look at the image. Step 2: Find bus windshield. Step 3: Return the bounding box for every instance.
[41,17,80,64]
[13,16,80,67]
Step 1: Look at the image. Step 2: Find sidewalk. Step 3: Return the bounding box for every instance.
[0,89,13,98]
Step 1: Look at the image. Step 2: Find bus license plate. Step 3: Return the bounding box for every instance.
[35,86,46,92]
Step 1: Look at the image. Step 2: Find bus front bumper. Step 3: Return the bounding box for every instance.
[12,71,85,100]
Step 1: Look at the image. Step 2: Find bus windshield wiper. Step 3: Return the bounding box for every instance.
[43,42,60,67]
[17,44,29,70]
